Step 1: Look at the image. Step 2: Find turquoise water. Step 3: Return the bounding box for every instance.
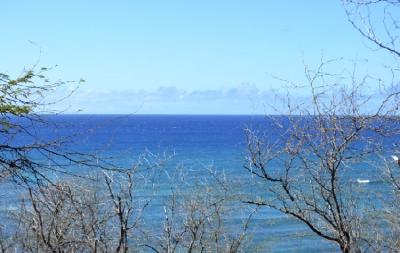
[4,115,394,252]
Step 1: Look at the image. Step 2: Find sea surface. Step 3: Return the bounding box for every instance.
[3,115,393,252]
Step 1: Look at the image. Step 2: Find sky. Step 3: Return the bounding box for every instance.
[0,1,394,114]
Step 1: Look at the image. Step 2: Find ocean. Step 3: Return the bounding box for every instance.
[3,114,389,252]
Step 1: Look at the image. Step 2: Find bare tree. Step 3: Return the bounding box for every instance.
[240,2,400,251]
[9,153,161,253]
[145,167,257,253]
[0,152,255,253]
[361,152,400,251]
[343,0,400,58]
[243,58,400,252]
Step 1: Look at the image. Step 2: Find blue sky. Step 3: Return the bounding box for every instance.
[0,1,393,114]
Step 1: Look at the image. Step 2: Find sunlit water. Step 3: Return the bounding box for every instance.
[1,115,395,252]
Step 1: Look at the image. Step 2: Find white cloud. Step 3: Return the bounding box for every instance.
[49,84,285,114]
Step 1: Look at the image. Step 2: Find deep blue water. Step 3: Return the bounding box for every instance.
[3,114,396,252]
